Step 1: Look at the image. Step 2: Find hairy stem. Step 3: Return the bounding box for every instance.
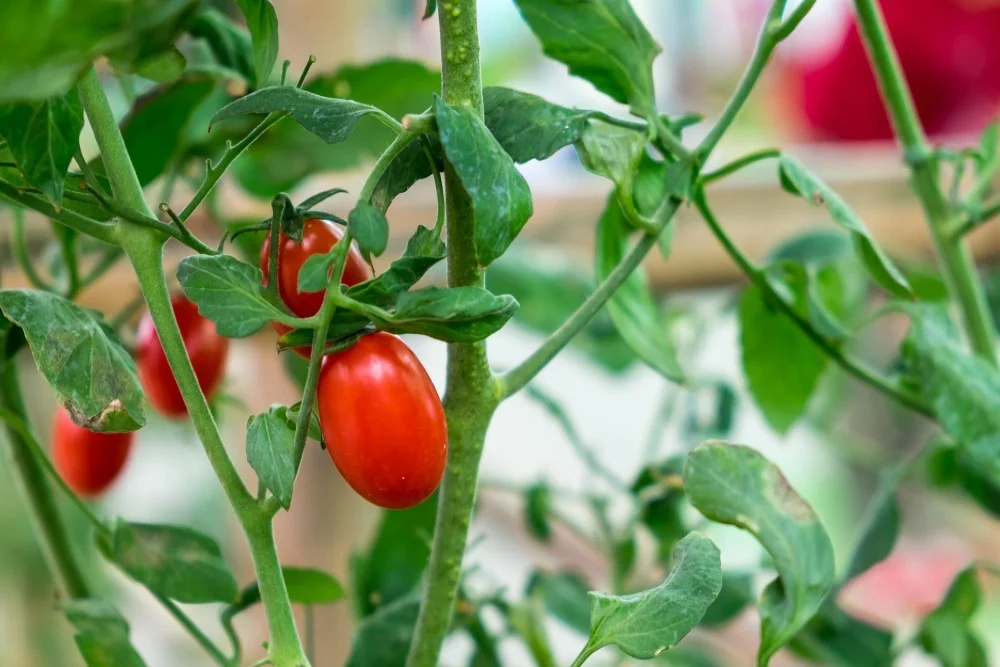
[0,362,90,599]
[406,1,499,664]
[853,0,997,364]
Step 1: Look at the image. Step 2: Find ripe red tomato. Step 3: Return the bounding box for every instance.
[52,407,134,497]
[260,219,371,356]
[316,332,447,509]
[136,293,229,418]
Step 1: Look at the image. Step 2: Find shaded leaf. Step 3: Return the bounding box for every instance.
[778,155,911,298]
[348,226,446,307]
[349,200,389,257]
[105,520,238,604]
[578,533,722,661]
[297,248,338,293]
[177,254,285,338]
[0,90,83,202]
[684,442,835,665]
[632,457,689,559]
[844,489,899,583]
[700,572,754,628]
[370,135,443,212]
[246,410,296,510]
[526,570,592,635]
[918,567,984,667]
[513,0,661,115]
[423,0,437,20]
[227,567,345,616]
[596,197,685,383]
[434,95,533,266]
[483,86,591,163]
[525,482,553,542]
[790,602,893,667]
[234,0,279,86]
[346,592,422,667]
[212,86,383,144]
[187,9,255,83]
[64,600,146,667]
[0,289,144,432]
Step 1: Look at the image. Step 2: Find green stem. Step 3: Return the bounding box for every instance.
[569,643,598,667]
[500,199,680,398]
[359,131,417,203]
[649,114,690,161]
[156,594,234,667]
[0,363,90,599]
[0,182,117,244]
[699,147,781,186]
[693,189,933,417]
[406,2,499,665]
[853,0,997,365]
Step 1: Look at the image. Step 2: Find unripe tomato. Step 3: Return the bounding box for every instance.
[259,219,371,356]
[316,333,447,509]
[136,293,229,418]
[52,407,133,497]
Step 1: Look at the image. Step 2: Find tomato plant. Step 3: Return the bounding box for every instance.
[52,407,133,497]
[317,332,446,510]
[136,292,229,417]
[0,0,998,666]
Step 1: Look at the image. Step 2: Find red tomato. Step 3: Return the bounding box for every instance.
[259,219,371,356]
[316,333,447,509]
[136,293,229,418]
[52,407,134,497]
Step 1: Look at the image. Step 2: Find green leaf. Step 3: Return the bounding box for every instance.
[789,602,893,667]
[64,600,147,667]
[423,0,437,20]
[631,457,689,559]
[297,249,338,293]
[578,533,722,661]
[778,155,911,298]
[352,495,436,617]
[700,572,754,628]
[844,488,899,583]
[509,597,558,667]
[524,482,553,542]
[683,442,835,665]
[513,0,661,115]
[901,304,1000,480]
[374,286,518,343]
[576,120,646,204]
[227,567,345,616]
[104,520,238,604]
[0,90,83,202]
[738,265,833,434]
[346,592,422,667]
[112,77,216,186]
[349,200,389,257]
[596,197,685,383]
[683,381,738,443]
[526,570,592,635]
[434,95,533,266]
[188,9,256,84]
[133,47,186,83]
[483,86,592,163]
[212,86,384,144]
[370,135,444,212]
[486,246,634,372]
[0,289,144,432]
[918,567,984,667]
[177,254,285,338]
[0,0,195,102]
[234,0,279,87]
[348,226,446,307]
[246,410,296,510]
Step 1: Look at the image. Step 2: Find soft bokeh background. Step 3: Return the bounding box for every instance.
[3,0,1000,665]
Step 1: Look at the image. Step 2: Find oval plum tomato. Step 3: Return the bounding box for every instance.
[52,407,134,497]
[136,293,229,418]
[316,332,447,509]
[259,219,371,356]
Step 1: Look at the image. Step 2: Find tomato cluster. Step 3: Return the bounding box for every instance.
[259,219,447,509]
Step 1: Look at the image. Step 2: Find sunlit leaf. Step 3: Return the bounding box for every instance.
[483,86,591,163]
[246,410,296,510]
[177,254,285,338]
[918,567,985,667]
[372,286,518,342]
[226,567,345,616]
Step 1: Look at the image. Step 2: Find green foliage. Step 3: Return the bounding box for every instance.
[844,488,900,583]
[778,155,911,298]
[234,0,279,87]
[524,482,553,542]
[0,289,144,432]
[0,91,83,202]
[684,442,835,665]
[631,457,688,559]
[246,410,297,510]
[575,533,722,663]
[577,121,647,217]
[700,572,753,628]
[790,603,893,667]
[349,201,390,258]
[918,568,987,667]
[0,0,195,102]
[64,600,147,667]
[596,197,685,382]
[177,254,286,337]
[483,87,592,162]
[346,592,422,667]
[513,0,661,115]
[434,95,533,266]
[380,286,518,342]
[103,520,239,604]
[526,570,592,635]
[187,9,256,84]
[226,567,345,615]
[348,226,447,305]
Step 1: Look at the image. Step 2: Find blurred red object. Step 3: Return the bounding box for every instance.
[782,0,1000,141]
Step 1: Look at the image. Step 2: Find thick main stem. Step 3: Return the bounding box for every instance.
[406,2,498,665]
[853,0,997,364]
[0,362,90,600]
